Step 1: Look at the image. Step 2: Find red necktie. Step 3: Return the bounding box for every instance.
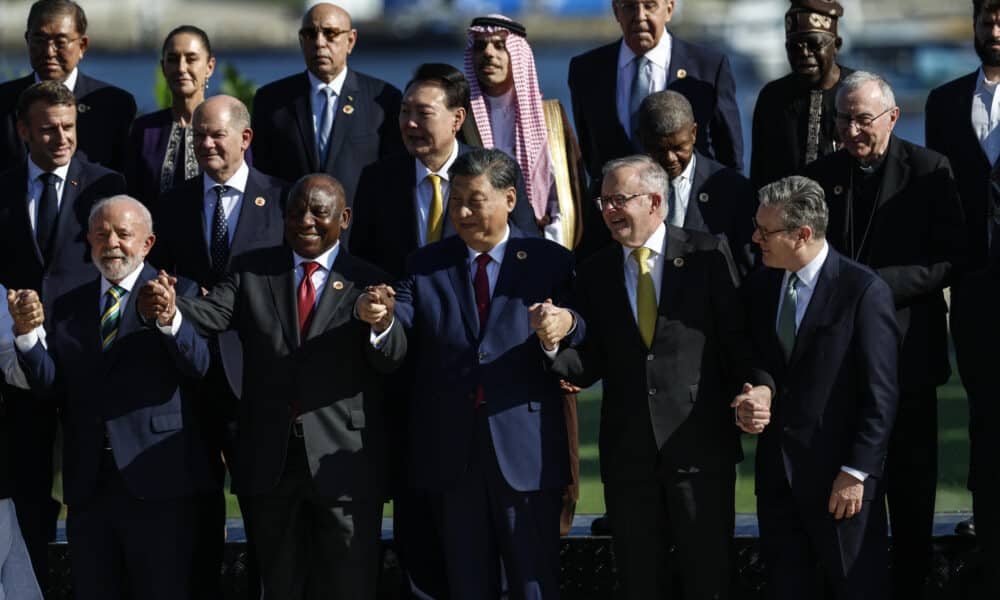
[473,253,491,407]
[298,261,321,336]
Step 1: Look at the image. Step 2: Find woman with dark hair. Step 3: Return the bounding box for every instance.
[125,25,215,207]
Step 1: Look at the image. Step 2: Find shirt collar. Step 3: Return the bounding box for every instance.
[202,161,250,195]
[100,261,146,296]
[307,67,348,98]
[621,222,667,263]
[27,156,70,182]
[675,153,696,185]
[293,241,340,273]
[35,67,78,92]
[789,240,829,291]
[617,29,672,71]
[415,140,460,182]
[466,225,511,265]
[978,66,1000,91]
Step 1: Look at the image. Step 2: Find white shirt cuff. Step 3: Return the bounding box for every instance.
[840,466,869,482]
[156,310,182,336]
[542,342,559,359]
[370,318,394,348]
[14,326,46,352]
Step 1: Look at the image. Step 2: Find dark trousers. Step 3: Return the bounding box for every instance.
[429,409,562,600]
[240,435,383,600]
[604,469,735,600]
[394,486,449,599]
[191,490,225,600]
[885,386,938,599]
[758,480,889,600]
[67,450,196,600]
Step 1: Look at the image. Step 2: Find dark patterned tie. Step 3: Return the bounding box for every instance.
[100,285,125,351]
[37,172,59,258]
[777,273,799,361]
[473,253,491,407]
[210,185,230,278]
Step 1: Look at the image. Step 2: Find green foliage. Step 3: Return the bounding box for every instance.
[153,67,172,110]
[218,63,257,113]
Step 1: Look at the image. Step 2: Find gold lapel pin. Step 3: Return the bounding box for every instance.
[673,257,684,267]
[254,196,266,207]
[70,180,78,186]
[833,185,844,195]
[347,95,354,102]
[516,250,528,260]
[676,68,687,79]
[342,105,354,115]
[698,192,709,203]
[77,103,90,113]
[332,280,344,290]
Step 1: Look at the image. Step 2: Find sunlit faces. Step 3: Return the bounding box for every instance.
[834,80,898,164]
[399,81,465,169]
[192,100,251,182]
[299,3,357,83]
[752,204,801,270]
[599,165,663,248]
[448,173,515,252]
[284,182,350,259]
[26,11,88,82]
[161,32,215,99]
[87,202,155,283]
[17,101,76,172]
[472,33,513,96]
[613,0,674,56]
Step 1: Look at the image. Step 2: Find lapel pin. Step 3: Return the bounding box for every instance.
[254,196,266,207]
[676,68,687,79]
[698,192,709,203]
[833,185,844,195]
[333,280,344,290]
[347,95,354,102]
[70,180,78,186]
[342,105,354,115]
[77,103,89,113]
[673,257,684,267]
[516,250,528,260]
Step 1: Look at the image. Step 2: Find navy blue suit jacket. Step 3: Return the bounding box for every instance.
[394,230,584,493]
[568,35,743,183]
[17,264,215,506]
[350,143,541,278]
[0,73,137,173]
[250,69,403,215]
[745,248,899,505]
[0,156,125,309]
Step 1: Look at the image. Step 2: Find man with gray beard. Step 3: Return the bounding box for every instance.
[8,195,216,600]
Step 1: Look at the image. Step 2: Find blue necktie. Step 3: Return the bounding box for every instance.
[210,185,230,278]
[629,55,652,142]
[317,87,335,164]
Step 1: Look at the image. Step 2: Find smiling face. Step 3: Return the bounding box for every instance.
[399,81,465,170]
[835,80,898,164]
[751,204,801,269]
[448,173,515,252]
[87,201,155,283]
[26,11,88,82]
[299,3,357,83]
[472,32,513,96]
[613,0,674,56]
[192,98,251,182]
[17,100,76,171]
[161,32,215,100]
[284,179,350,259]
[600,165,663,248]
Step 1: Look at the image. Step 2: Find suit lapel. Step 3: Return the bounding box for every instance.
[322,70,359,173]
[665,37,687,86]
[960,71,992,169]
[788,250,839,366]
[13,164,44,265]
[482,237,523,338]
[50,159,84,263]
[660,226,688,322]
[268,251,300,349]
[293,73,320,172]
[871,137,910,256]
[230,169,275,261]
[760,268,786,368]
[445,239,479,340]
[598,43,629,145]
[683,157,708,230]
[304,253,354,341]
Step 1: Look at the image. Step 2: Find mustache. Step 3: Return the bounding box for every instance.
[100,250,127,259]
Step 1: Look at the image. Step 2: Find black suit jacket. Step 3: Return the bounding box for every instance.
[746,249,899,504]
[568,36,743,184]
[553,226,771,483]
[0,73,137,173]
[804,136,967,390]
[251,69,403,214]
[350,143,540,277]
[0,156,126,308]
[177,246,406,500]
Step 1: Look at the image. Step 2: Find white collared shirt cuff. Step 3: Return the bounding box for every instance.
[156,310,183,336]
[14,326,46,352]
[840,466,869,482]
[370,318,394,348]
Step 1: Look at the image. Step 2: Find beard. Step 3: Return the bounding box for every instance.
[94,251,139,283]
[976,36,1000,67]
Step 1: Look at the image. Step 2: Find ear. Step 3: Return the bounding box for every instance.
[648,192,663,214]
[206,55,217,79]
[16,119,28,144]
[339,206,352,229]
[690,122,698,141]
[453,106,467,131]
[504,187,517,213]
[241,127,253,151]
[345,29,358,55]
[78,35,89,55]
[143,232,157,255]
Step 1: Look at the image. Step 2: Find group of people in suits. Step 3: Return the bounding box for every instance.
[0,0,996,599]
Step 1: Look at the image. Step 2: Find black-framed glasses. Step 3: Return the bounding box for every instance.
[595,192,650,211]
[784,36,836,54]
[835,107,894,130]
[27,34,80,50]
[614,1,662,16]
[298,27,351,42]
[752,217,794,242]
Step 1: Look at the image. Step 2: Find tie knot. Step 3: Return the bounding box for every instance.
[302,261,321,278]
[107,284,125,301]
[39,172,58,186]
[320,86,335,99]
[213,184,229,198]
[427,173,441,186]
[787,272,799,289]
[475,253,491,269]
[631,246,651,264]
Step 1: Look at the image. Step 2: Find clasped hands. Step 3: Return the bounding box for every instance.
[528,299,573,351]
[137,270,178,326]
[6,289,44,335]
[356,284,394,333]
[730,383,772,435]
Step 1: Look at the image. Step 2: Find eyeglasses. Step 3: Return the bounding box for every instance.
[595,192,650,211]
[752,217,794,242]
[784,36,836,54]
[27,34,80,50]
[614,1,662,17]
[298,27,351,42]
[835,107,894,130]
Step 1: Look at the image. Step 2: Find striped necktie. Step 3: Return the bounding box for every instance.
[101,284,126,351]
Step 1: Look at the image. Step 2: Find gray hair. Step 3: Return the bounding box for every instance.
[637,91,695,138]
[602,154,671,218]
[193,95,251,132]
[837,71,896,112]
[88,195,154,234]
[757,176,827,238]
[450,148,519,191]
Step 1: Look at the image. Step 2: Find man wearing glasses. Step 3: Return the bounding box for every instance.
[0,0,136,173]
[251,2,403,222]
[750,0,854,189]
[804,70,967,598]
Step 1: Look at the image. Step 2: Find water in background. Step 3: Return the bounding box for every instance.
[0,42,982,176]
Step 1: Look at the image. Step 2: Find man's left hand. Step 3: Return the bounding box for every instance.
[731,383,772,434]
[828,471,864,520]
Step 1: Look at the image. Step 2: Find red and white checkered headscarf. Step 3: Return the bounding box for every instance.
[465,14,553,220]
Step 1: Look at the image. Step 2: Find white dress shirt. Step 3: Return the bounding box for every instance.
[307,68,347,153]
[414,140,460,246]
[670,153,696,226]
[35,67,78,92]
[621,222,667,323]
[972,67,1000,166]
[202,162,249,245]
[774,242,868,482]
[26,158,70,232]
[617,30,672,139]
[465,226,510,297]
[293,241,340,309]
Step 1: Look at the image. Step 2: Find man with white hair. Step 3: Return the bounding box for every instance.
[804,70,967,597]
[9,195,216,600]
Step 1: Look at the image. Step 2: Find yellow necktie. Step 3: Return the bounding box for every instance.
[632,247,656,348]
[426,174,444,244]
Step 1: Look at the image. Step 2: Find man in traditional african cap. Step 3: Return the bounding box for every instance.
[750,0,854,189]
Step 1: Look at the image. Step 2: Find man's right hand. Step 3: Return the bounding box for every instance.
[7,289,44,335]
[137,270,178,325]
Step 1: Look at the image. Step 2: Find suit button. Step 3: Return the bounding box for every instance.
[649,388,657,395]
[478,351,488,361]
[647,354,654,361]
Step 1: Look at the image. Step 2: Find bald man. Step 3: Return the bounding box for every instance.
[251,2,403,241]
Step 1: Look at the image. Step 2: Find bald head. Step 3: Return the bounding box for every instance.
[289,173,346,210]
[285,173,350,259]
[302,2,352,29]
[192,94,252,182]
[299,3,357,83]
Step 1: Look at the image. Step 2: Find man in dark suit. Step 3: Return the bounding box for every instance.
[746,175,899,599]
[392,148,582,599]
[11,195,216,600]
[139,173,406,600]
[925,0,1000,569]
[551,154,772,599]
[251,2,403,215]
[0,79,125,586]
[148,94,286,599]
[804,71,966,598]
[568,0,743,190]
[0,0,136,173]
